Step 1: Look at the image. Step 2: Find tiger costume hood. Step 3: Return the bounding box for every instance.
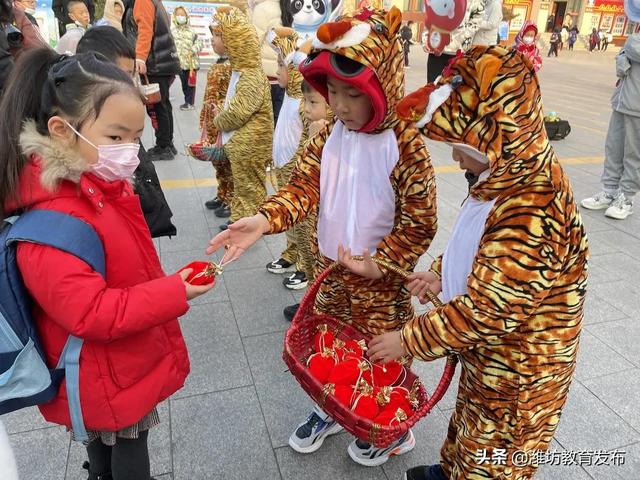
[211,6,262,71]
[299,6,404,133]
[397,46,558,201]
[268,27,304,99]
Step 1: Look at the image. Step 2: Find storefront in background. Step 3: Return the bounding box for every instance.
[579,0,635,45]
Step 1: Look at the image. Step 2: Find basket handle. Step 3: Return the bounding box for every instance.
[292,256,443,324]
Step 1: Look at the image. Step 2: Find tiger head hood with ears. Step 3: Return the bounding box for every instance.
[397,45,556,201]
[211,6,262,71]
[268,26,304,98]
[299,6,404,133]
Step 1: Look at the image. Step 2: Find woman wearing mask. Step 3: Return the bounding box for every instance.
[171,5,202,110]
[98,0,125,31]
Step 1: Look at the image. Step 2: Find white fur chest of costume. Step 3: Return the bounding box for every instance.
[221,71,242,145]
[272,93,303,168]
[318,121,399,261]
[441,182,496,302]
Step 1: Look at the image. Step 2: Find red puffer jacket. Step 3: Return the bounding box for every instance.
[8,127,190,432]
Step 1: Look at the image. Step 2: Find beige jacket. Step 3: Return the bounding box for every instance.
[250,0,282,78]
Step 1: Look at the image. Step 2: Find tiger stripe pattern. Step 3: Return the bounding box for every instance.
[397,46,589,479]
[259,7,438,336]
[212,6,273,221]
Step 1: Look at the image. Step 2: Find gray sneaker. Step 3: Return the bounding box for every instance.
[605,193,633,219]
[581,191,616,210]
[347,429,415,467]
[288,408,343,454]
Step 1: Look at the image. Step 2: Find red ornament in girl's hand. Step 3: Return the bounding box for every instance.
[314,324,335,353]
[308,350,337,383]
[180,261,218,286]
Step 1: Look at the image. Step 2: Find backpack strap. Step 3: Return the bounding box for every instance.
[6,210,106,443]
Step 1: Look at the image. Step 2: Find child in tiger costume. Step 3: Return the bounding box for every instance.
[264,27,309,289]
[207,6,438,465]
[187,54,234,217]
[369,46,589,480]
[210,6,273,230]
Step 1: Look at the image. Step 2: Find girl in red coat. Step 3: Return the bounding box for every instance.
[0,48,213,479]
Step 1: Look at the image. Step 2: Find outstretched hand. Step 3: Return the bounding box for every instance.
[206,214,270,263]
[337,246,383,280]
[368,331,407,365]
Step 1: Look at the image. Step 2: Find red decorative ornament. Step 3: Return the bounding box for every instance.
[351,380,379,420]
[423,0,467,55]
[308,349,337,383]
[179,261,220,286]
[327,358,370,386]
[314,324,335,353]
[371,361,404,387]
[373,406,409,426]
[324,383,356,406]
[355,7,374,21]
[442,49,464,77]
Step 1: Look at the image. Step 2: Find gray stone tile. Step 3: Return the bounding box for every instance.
[2,406,53,434]
[583,440,640,480]
[573,330,635,381]
[224,267,294,337]
[584,230,622,257]
[10,425,69,480]
[582,292,627,326]
[410,358,461,413]
[171,386,280,480]
[587,317,640,367]
[243,332,316,449]
[591,280,640,320]
[588,253,640,285]
[64,403,172,480]
[158,214,215,253]
[275,434,387,480]
[221,238,278,273]
[582,369,640,432]
[553,381,640,452]
[160,248,228,306]
[173,302,252,399]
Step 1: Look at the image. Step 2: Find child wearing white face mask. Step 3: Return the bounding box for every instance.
[0,49,213,479]
[514,21,542,72]
[171,6,203,110]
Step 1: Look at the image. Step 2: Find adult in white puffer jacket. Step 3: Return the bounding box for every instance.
[472,0,502,46]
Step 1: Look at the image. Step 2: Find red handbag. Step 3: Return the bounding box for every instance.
[188,69,197,87]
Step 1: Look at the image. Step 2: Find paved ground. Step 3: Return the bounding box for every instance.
[5,47,640,480]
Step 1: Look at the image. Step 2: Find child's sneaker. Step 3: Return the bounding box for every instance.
[347,429,415,467]
[288,408,344,453]
[605,193,633,219]
[581,191,616,210]
[266,258,295,274]
[283,271,308,290]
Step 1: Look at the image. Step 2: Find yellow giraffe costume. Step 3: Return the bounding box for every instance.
[211,6,273,221]
[259,6,437,335]
[396,46,589,479]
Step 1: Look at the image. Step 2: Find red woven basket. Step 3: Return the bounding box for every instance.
[283,261,458,448]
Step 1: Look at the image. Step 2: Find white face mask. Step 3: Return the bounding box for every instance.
[24,7,36,15]
[176,15,187,25]
[65,121,140,182]
[523,37,534,45]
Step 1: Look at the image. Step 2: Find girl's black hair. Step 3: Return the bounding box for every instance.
[279,0,293,27]
[0,47,142,218]
[76,26,136,62]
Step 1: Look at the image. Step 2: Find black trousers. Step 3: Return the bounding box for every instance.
[271,83,285,126]
[146,75,175,148]
[85,430,150,480]
[427,53,455,83]
[548,44,559,57]
[403,40,410,66]
[178,69,196,105]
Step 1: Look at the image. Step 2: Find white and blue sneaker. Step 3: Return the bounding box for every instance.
[347,429,416,467]
[288,407,344,454]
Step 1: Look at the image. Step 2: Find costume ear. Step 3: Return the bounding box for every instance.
[396,84,437,122]
[386,6,402,36]
[316,20,352,44]
[275,26,296,38]
[475,55,502,98]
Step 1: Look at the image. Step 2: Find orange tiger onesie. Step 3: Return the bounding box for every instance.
[396,46,589,480]
[259,7,438,336]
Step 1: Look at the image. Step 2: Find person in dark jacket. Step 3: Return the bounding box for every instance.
[123,0,180,161]
[52,0,94,35]
[77,25,177,238]
[399,20,413,67]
